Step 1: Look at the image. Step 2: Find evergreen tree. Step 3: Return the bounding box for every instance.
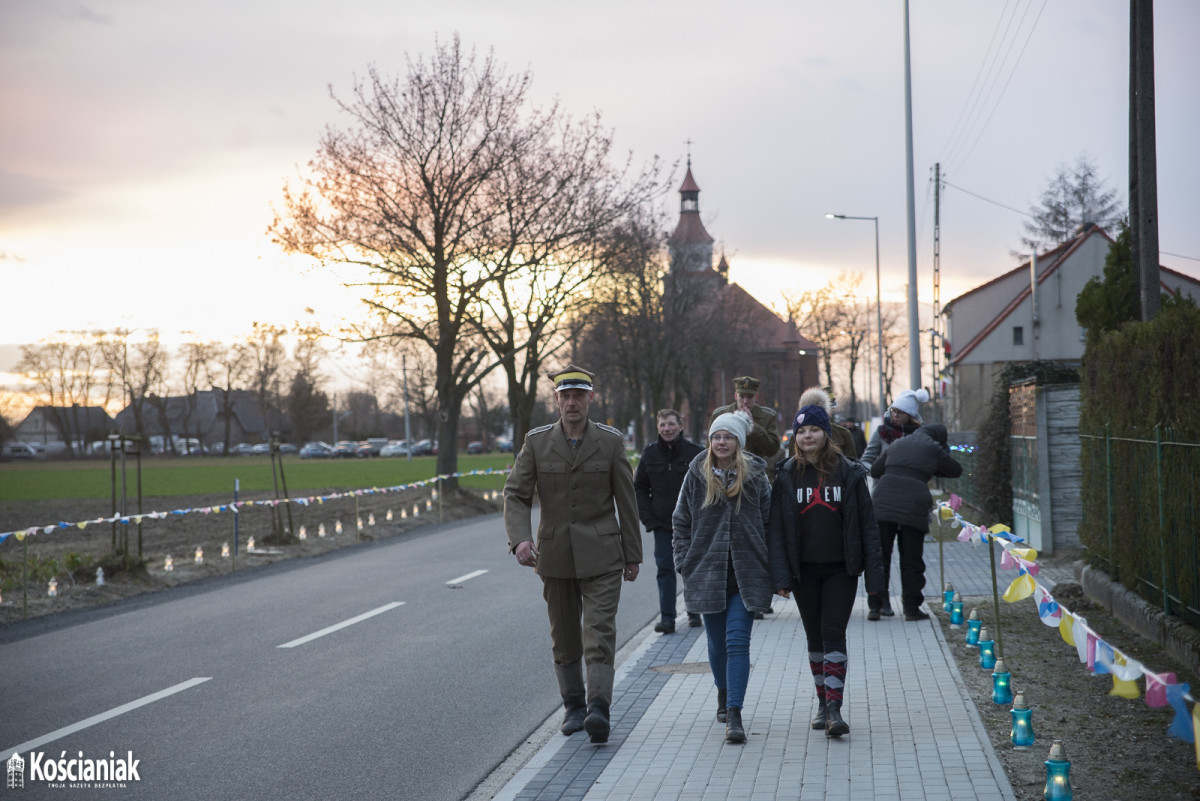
[1020,154,1124,254]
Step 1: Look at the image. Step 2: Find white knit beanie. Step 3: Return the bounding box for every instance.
[890,388,930,421]
[709,412,750,449]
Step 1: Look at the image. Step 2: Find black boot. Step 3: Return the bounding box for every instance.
[725,707,745,744]
[561,696,587,735]
[584,700,610,743]
[825,700,849,737]
[810,698,827,730]
[716,688,727,723]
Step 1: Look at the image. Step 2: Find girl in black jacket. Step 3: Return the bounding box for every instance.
[768,404,885,737]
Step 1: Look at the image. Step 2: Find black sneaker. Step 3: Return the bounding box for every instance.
[867,608,881,621]
[880,605,896,617]
[688,614,703,628]
[654,620,676,634]
[904,609,930,621]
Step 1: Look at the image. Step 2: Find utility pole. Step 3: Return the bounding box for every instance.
[903,0,922,390]
[1131,0,1160,320]
[402,354,414,462]
[931,163,942,408]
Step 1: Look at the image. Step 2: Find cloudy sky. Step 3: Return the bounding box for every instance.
[3,0,1198,376]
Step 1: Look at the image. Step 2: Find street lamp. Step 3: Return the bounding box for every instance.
[827,213,886,419]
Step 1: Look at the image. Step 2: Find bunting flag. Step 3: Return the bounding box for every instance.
[1059,610,1077,646]
[1194,705,1200,769]
[1109,654,1142,699]
[0,466,514,542]
[1073,617,1090,664]
[1002,572,1036,602]
[1147,673,1178,708]
[1093,640,1116,675]
[1166,684,1194,743]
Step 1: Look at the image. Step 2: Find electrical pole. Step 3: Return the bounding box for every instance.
[1131,0,1160,320]
[932,163,942,409]
[903,0,922,389]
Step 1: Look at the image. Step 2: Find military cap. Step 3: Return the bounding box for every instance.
[733,376,761,394]
[549,364,595,392]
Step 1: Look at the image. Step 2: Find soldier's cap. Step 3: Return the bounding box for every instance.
[733,376,761,395]
[550,364,595,393]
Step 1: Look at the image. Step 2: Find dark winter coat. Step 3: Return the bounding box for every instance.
[860,413,920,468]
[868,424,962,532]
[634,435,704,533]
[767,454,885,594]
[671,451,773,614]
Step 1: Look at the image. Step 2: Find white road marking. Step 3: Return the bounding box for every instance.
[277,601,405,648]
[2,676,212,755]
[446,569,488,587]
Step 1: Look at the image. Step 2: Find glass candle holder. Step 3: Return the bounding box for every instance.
[966,609,982,645]
[978,627,996,669]
[943,582,956,612]
[1043,740,1072,800]
[950,592,965,627]
[992,658,1013,704]
[1010,691,1035,749]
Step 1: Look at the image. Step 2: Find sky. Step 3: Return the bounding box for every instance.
[2,0,1199,400]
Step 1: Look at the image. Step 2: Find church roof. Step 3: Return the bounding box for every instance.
[679,167,701,193]
[668,213,715,246]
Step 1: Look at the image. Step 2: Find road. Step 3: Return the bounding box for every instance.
[0,512,661,800]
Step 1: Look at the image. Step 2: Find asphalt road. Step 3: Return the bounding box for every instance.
[0,512,662,801]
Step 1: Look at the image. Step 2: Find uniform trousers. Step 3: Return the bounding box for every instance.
[542,570,623,667]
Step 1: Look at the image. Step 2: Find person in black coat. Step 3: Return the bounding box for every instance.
[634,409,704,633]
[867,423,962,621]
[768,404,885,737]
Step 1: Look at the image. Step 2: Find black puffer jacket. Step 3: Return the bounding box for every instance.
[634,435,704,532]
[767,454,885,594]
[868,424,962,532]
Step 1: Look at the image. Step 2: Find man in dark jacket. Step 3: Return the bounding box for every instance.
[634,409,704,633]
[867,423,962,621]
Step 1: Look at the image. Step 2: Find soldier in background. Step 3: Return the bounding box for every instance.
[504,365,642,745]
[708,376,781,476]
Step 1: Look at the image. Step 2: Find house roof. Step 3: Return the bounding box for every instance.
[23,406,113,438]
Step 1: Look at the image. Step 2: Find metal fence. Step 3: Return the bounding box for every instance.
[1080,426,1200,627]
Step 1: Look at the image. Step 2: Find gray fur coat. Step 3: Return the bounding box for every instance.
[671,451,773,614]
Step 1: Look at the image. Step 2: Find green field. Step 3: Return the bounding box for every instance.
[0,454,515,502]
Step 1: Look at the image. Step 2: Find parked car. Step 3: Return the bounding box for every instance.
[299,442,332,459]
[332,441,357,458]
[411,439,434,456]
[232,443,256,455]
[2,442,42,461]
[380,441,410,457]
[466,440,488,454]
[363,438,389,456]
[250,443,272,455]
[495,437,513,453]
[354,442,375,458]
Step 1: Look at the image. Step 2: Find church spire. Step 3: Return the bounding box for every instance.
[668,152,714,273]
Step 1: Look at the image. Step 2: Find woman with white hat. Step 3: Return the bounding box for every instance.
[672,412,773,744]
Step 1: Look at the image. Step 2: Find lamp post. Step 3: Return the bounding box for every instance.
[827,213,886,418]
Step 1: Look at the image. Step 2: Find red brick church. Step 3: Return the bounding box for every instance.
[667,160,819,433]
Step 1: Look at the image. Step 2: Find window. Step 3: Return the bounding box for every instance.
[1013,326,1024,346]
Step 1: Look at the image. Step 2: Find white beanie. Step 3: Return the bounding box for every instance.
[891,388,930,421]
[709,412,750,449]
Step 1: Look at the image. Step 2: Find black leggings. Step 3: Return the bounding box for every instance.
[793,562,858,654]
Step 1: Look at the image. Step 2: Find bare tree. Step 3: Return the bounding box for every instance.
[16,331,111,454]
[786,285,849,392]
[206,342,251,453]
[102,330,168,448]
[271,38,561,484]
[1020,154,1125,254]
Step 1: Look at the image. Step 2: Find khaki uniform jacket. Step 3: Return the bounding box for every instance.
[710,403,782,477]
[504,419,643,579]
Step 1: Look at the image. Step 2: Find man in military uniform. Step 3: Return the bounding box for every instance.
[505,365,642,745]
[709,375,782,475]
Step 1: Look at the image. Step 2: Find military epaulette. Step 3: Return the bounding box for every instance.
[526,424,554,438]
[595,422,624,437]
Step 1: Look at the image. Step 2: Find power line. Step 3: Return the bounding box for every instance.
[936,1,1015,160]
[942,179,1031,218]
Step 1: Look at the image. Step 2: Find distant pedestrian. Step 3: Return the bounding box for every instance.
[868,423,962,621]
[634,409,704,633]
[861,387,929,620]
[768,404,884,737]
[842,418,868,459]
[504,365,642,744]
[673,412,772,744]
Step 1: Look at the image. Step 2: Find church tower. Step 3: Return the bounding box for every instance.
[667,159,716,275]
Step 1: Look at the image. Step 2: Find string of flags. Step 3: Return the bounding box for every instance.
[937,493,1200,768]
[0,467,511,545]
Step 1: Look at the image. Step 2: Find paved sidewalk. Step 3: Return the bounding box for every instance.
[486,538,1065,801]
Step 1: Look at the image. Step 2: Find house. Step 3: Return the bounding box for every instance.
[13,405,113,455]
[942,224,1200,432]
[111,389,272,452]
[666,161,820,434]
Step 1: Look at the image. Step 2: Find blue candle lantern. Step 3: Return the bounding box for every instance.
[978,626,996,669]
[949,592,965,627]
[991,658,1013,704]
[965,608,982,645]
[1010,691,1035,749]
[1043,740,1072,800]
[942,582,955,612]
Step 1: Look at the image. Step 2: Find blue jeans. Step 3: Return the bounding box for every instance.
[653,529,676,622]
[704,592,754,709]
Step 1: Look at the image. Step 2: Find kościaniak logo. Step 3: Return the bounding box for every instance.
[6,749,142,790]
